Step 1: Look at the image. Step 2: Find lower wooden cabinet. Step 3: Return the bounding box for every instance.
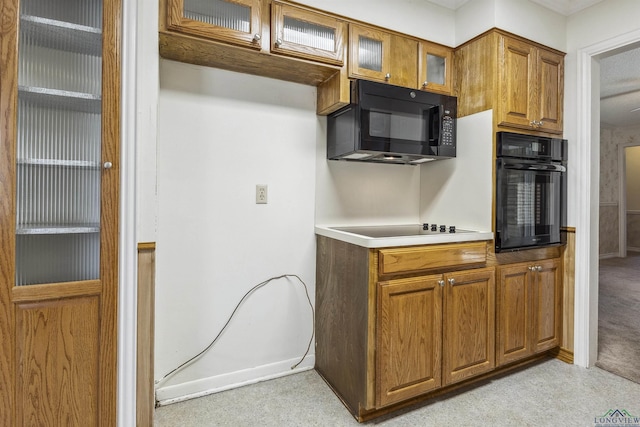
[316,236,562,421]
[497,258,562,366]
[442,268,496,385]
[377,267,495,407]
[376,275,443,406]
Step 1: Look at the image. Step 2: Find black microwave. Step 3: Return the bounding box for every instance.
[327,79,457,165]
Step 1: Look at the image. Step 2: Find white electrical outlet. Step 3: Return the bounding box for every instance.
[256,184,268,204]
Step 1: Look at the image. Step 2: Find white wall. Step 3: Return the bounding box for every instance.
[419,110,493,232]
[314,124,422,225]
[154,62,317,402]
[298,0,457,46]
[456,0,565,48]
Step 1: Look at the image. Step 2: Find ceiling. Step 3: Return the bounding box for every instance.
[599,46,640,128]
[424,0,640,128]
[425,0,604,15]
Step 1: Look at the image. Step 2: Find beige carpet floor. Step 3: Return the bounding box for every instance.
[596,251,640,383]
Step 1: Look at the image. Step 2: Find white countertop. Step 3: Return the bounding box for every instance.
[315,225,494,248]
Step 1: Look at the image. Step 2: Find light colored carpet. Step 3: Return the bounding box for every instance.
[154,359,640,426]
[597,251,640,384]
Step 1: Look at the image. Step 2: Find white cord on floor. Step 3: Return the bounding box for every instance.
[154,274,314,389]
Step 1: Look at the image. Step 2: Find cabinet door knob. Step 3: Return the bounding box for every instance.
[253,33,261,42]
[385,73,391,81]
[536,265,543,271]
[448,278,455,285]
[103,161,113,169]
[528,266,534,271]
[275,38,283,46]
[538,120,544,126]
[422,81,429,88]
[438,280,445,287]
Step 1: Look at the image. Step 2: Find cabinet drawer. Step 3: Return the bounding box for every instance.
[378,242,487,275]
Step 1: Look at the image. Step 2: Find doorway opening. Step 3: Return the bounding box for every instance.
[595,45,640,382]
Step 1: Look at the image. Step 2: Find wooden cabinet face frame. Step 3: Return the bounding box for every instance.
[167,0,263,48]
[271,1,346,66]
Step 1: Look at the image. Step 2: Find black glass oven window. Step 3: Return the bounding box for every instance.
[502,168,561,248]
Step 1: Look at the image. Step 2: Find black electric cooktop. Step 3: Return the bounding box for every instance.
[331,224,473,238]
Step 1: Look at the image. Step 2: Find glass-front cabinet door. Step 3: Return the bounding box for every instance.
[419,41,453,94]
[167,0,263,48]
[17,1,104,286]
[270,1,346,66]
[349,24,391,82]
[0,0,120,424]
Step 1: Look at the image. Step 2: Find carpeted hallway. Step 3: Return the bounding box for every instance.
[597,251,640,383]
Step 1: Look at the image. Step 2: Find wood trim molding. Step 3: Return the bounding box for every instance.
[138,242,157,251]
[137,245,156,427]
[553,347,574,364]
[12,281,102,303]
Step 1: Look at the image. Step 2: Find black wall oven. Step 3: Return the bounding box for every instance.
[495,132,567,252]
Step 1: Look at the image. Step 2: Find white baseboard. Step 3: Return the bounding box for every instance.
[155,355,315,406]
[599,252,619,259]
[627,246,640,252]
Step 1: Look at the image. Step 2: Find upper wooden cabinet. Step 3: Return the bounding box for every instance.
[498,35,564,133]
[166,0,263,48]
[349,24,418,88]
[271,1,346,66]
[455,29,565,135]
[419,41,454,94]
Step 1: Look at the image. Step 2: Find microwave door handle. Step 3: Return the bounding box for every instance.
[503,162,566,172]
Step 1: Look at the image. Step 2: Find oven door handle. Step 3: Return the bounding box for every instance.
[502,162,566,172]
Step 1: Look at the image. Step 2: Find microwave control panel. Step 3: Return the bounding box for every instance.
[442,115,455,146]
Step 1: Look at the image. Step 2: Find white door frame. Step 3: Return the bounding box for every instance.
[118,0,139,425]
[574,29,640,367]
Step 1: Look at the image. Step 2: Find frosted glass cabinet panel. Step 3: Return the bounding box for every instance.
[167,0,263,48]
[348,24,392,83]
[16,0,103,286]
[271,2,346,66]
[419,41,453,94]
